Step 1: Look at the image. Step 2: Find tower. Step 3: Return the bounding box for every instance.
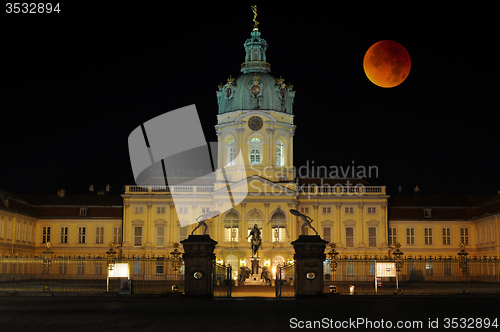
[215,20,296,185]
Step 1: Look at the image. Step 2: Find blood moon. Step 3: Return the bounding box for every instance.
[363,40,411,88]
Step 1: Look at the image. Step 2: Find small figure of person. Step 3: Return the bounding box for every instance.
[191,210,220,235]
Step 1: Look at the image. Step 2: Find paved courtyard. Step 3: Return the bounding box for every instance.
[0,295,499,331]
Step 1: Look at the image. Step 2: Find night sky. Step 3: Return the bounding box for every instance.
[1,4,497,196]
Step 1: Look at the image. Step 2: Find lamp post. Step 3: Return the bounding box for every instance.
[106,242,117,291]
[43,242,53,271]
[392,242,404,291]
[170,242,182,292]
[458,242,469,274]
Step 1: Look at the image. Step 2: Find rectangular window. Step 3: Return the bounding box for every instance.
[323,227,331,243]
[95,227,104,244]
[59,262,67,275]
[406,228,415,245]
[179,206,188,214]
[134,227,142,246]
[300,207,309,214]
[345,207,354,214]
[388,227,396,245]
[22,223,27,242]
[78,227,86,244]
[346,261,354,275]
[113,227,122,245]
[425,262,433,276]
[94,263,103,275]
[442,228,451,245]
[424,228,433,245]
[77,262,85,275]
[133,206,144,214]
[368,227,377,247]
[460,228,469,246]
[225,227,239,242]
[322,206,332,214]
[42,226,50,243]
[0,219,4,238]
[201,207,211,214]
[346,227,354,247]
[16,221,21,241]
[79,207,87,216]
[367,207,377,214]
[60,227,68,244]
[156,226,165,247]
[156,206,166,214]
[133,257,142,274]
[156,258,165,275]
[179,225,188,241]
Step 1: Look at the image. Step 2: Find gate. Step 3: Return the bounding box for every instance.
[212,262,231,297]
[276,262,295,298]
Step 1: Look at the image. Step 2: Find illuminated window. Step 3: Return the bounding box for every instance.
[60,227,68,244]
[271,211,287,243]
[224,210,239,243]
[95,227,104,244]
[425,262,433,276]
[78,227,86,244]
[388,228,396,245]
[228,139,235,166]
[460,228,469,245]
[179,225,188,241]
[442,228,451,245]
[42,226,50,243]
[424,228,433,245]
[134,226,142,246]
[276,139,284,166]
[250,138,261,164]
[368,227,377,247]
[345,227,354,247]
[406,228,415,245]
[346,261,354,275]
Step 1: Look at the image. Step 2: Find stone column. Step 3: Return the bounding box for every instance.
[291,235,328,298]
[181,235,218,297]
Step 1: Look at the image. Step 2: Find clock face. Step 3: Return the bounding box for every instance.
[248,116,263,131]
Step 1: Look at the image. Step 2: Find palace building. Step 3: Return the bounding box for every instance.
[1,20,499,278]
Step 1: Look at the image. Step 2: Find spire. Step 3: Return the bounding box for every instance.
[241,6,270,74]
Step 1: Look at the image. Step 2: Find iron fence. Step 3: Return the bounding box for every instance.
[0,255,184,294]
[324,257,500,295]
[213,262,231,297]
[276,262,295,298]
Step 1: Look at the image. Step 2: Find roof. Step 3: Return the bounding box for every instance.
[388,194,499,221]
[0,188,122,219]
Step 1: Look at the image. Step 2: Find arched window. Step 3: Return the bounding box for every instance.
[276,139,284,166]
[271,210,287,243]
[224,210,239,243]
[247,210,263,242]
[250,137,261,164]
[227,139,235,166]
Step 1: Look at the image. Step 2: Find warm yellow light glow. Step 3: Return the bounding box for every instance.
[216,259,223,265]
[376,262,397,277]
[240,259,246,266]
[264,259,270,266]
[108,263,130,278]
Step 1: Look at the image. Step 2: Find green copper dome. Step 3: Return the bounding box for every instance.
[216,30,295,115]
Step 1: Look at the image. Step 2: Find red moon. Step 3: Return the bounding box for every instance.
[363,40,411,88]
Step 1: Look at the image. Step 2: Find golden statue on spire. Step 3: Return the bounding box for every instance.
[251,5,259,31]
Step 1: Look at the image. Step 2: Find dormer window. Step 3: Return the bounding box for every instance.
[79,207,87,216]
[423,208,432,218]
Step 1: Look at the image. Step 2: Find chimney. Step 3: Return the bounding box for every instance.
[58,189,66,198]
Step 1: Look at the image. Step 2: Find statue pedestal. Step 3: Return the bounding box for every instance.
[181,235,217,298]
[291,235,328,298]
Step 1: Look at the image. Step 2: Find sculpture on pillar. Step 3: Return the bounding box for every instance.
[191,210,220,235]
[290,209,318,235]
[246,224,262,257]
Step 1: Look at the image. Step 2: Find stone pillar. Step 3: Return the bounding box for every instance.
[291,235,328,298]
[181,235,218,297]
